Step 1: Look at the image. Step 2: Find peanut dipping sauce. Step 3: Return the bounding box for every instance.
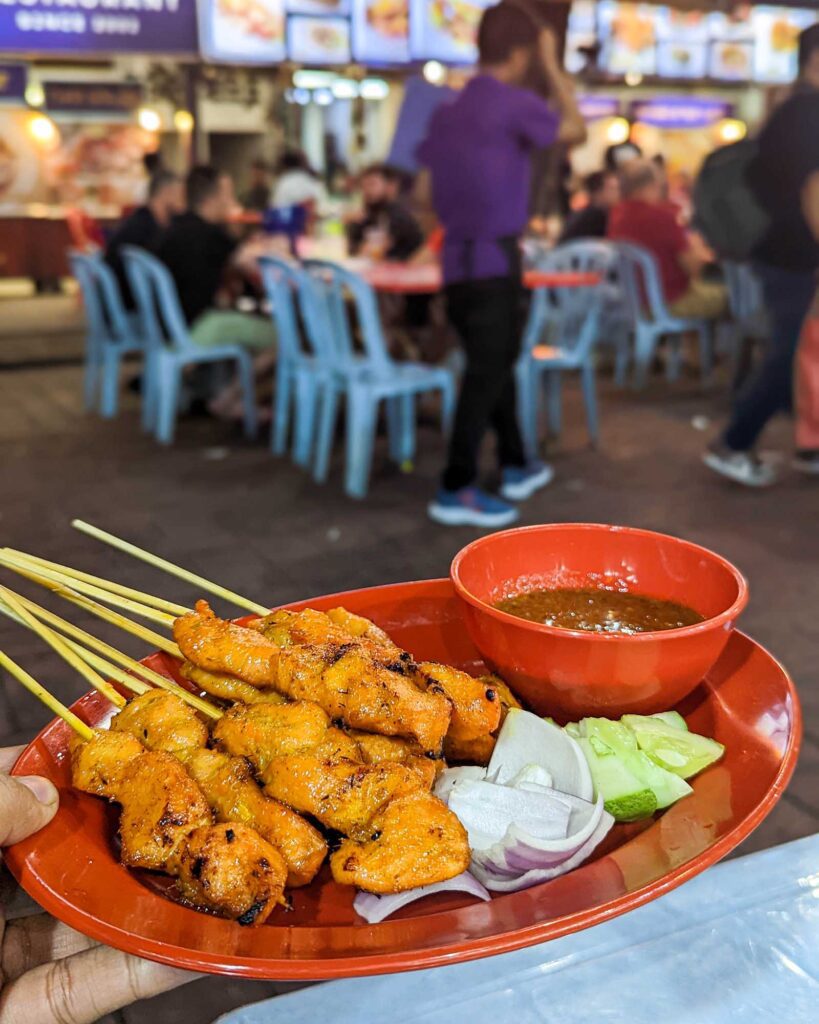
[494,587,705,635]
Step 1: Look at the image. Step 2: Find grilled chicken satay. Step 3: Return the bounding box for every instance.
[348,729,440,789]
[443,675,522,765]
[109,690,328,887]
[330,790,470,893]
[176,602,451,752]
[179,661,286,707]
[416,663,501,744]
[184,748,327,888]
[70,736,287,924]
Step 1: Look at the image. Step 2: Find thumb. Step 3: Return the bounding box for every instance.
[0,774,59,846]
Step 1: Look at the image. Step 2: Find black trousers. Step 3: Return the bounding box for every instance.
[442,276,528,491]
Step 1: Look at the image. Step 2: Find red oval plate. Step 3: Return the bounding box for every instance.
[5,579,801,980]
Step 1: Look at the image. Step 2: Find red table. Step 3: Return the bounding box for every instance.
[361,262,601,295]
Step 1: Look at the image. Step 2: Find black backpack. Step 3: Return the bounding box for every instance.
[693,139,770,261]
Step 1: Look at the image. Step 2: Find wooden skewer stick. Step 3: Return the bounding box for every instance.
[0,551,176,629]
[0,560,183,659]
[0,592,222,720]
[0,650,94,742]
[0,587,126,709]
[72,519,269,617]
[4,548,191,617]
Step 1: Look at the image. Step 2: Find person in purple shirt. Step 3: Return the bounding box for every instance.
[419,3,586,527]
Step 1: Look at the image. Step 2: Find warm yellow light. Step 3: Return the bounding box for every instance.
[137,107,162,132]
[24,82,45,107]
[605,117,631,146]
[717,118,747,144]
[624,71,643,88]
[173,109,194,133]
[28,114,57,144]
[423,60,446,85]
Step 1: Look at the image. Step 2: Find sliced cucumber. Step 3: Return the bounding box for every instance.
[583,718,692,810]
[576,735,657,822]
[649,711,688,732]
[622,716,724,779]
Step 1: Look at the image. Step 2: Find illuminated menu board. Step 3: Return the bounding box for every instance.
[752,5,816,82]
[352,0,410,64]
[287,13,351,63]
[409,0,494,64]
[598,1,658,76]
[199,0,286,63]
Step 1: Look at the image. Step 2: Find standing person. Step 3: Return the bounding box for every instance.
[104,169,183,307]
[704,24,819,486]
[419,3,586,527]
[559,170,620,243]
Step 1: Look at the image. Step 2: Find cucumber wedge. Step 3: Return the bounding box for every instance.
[650,711,688,732]
[583,719,692,811]
[576,735,657,822]
[622,715,724,779]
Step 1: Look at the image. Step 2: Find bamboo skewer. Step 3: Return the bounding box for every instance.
[0,587,126,709]
[0,592,222,720]
[0,551,176,628]
[3,548,191,617]
[72,519,269,617]
[0,558,183,658]
[0,651,93,742]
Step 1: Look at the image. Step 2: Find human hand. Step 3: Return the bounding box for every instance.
[0,746,195,1024]
[538,27,561,76]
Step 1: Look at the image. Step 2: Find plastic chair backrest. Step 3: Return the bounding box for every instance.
[121,246,192,352]
[526,247,604,360]
[70,250,133,347]
[615,241,673,326]
[303,260,393,374]
[258,256,309,366]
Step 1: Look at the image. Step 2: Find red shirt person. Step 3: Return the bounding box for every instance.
[607,159,726,320]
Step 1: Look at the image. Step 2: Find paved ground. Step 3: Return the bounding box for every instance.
[0,351,816,1023]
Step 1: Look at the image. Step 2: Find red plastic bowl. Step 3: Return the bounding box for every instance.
[451,523,749,719]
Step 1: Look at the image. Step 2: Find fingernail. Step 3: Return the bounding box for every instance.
[18,776,58,806]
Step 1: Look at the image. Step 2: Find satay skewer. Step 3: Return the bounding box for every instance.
[72,519,269,616]
[0,649,94,742]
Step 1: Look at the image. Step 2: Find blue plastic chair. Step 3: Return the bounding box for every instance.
[616,241,714,387]
[258,255,328,467]
[722,261,769,388]
[122,246,258,445]
[299,260,456,499]
[516,247,605,454]
[70,250,148,423]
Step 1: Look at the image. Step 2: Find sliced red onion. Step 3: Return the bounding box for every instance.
[353,872,491,924]
[433,765,486,805]
[487,710,594,802]
[448,780,571,850]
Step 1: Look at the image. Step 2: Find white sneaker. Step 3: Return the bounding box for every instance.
[500,461,555,502]
[793,451,819,476]
[702,448,776,488]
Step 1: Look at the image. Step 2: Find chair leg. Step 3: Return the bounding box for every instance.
[440,376,456,436]
[313,384,340,483]
[293,374,318,467]
[84,350,100,412]
[580,362,599,445]
[632,327,657,388]
[99,350,120,419]
[614,331,630,388]
[546,370,563,438]
[141,354,157,433]
[386,395,415,465]
[698,323,714,383]
[271,368,292,456]
[515,360,538,460]
[386,397,403,462]
[235,353,258,440]
[345,389,377,499]
[155,360,181,445]
[665,335,683,382]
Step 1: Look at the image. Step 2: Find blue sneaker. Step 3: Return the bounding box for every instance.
[427,487,519,528]
[500,461,555,501]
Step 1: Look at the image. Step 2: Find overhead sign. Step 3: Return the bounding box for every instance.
[629,96,733,129]
[44,81,143,113]
[0,63,25,102]
[0,0,199,55]
[578,95,620,121]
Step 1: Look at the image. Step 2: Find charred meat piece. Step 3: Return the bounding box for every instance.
[110,689,208,758]
[70,729,144,800]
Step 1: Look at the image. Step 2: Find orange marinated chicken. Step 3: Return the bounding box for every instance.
[443,674,522,764]
[326,607,401,654]
[184,747,327,887]
[349,729,440,789]
[70,728,144,800]
[110,689,208,758]
[174,601,279,687]
[170,822,287,926]
[330,790,470,893]
[262,757,423,839]
[212,700,335,773]
[117,751,212,871]
[179,661,286,706]
[416,662,501,744]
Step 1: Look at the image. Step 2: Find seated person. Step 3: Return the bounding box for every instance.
[157,165,277,418]
[272,149,327,212]
[240,158,272,212]
[607,159,726,320]
[104,170,183,307]
[559,170,620,244]
[346,164,424,261]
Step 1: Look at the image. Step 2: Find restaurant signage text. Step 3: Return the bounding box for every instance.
[44,81,143,113]
[0,0,199,55]
[578,95,620,122]
[0,62,25,102]
[628,97,734,130]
